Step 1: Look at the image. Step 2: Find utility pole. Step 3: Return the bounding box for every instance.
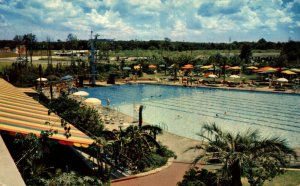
[224,36,231,83]
[89,31,97,87]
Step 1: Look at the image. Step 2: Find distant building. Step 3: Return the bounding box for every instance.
[0,47,11,53]
[15,45,26,55]
[54,50,89,57]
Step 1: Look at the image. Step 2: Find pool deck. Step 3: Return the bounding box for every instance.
[0,135,26,186]
[88,79,300,95]
[97,79,300,185]
[13,80,300,186]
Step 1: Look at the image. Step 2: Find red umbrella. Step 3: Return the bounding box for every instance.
[149,64,157,69]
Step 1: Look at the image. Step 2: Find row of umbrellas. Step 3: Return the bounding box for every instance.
[73,91,101,106]
[123,64,300,74]
[123,64,158,71]
[36,75,74,82]
[207,74,240,78]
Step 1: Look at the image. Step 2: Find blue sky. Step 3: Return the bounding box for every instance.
[0,0,299,42]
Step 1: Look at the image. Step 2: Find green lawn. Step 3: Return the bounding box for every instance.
[242,171,300,186]
[264,171,300,186]
[0,62,12,72]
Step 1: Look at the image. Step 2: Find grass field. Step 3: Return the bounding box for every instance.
[242,170,300,186]
[0,49,281,59]
[111,49,280,58]
[0,62,11,72]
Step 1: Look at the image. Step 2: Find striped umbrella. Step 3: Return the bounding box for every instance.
[0,78,93,148]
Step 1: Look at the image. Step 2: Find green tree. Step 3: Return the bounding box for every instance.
[279,40,300,67]
[23,33,37,66]
[239,44,252,64]
[186,123,297,186]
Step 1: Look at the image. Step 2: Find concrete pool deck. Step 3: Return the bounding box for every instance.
[86,78,300,95]
[23,80,300,185]
[96,79,299,185]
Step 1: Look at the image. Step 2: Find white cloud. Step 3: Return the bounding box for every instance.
[0,14,8,27]
[0,0,299,41]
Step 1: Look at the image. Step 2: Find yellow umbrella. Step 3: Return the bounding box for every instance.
[134,65,141,70]
[228,66,241,70]
[246,66,258,70]
[290,68,300,73]
[200,65,213,69]
[281,70,297,75]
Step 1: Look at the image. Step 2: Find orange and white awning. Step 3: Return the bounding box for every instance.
[0,79,93,148]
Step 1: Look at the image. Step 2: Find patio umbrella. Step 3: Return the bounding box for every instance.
[182,65,194,69]
[276,78,288,82]
[254,66,278,73]
[84,98,101,106]
[290,68,300,73]
[36,77,48,81]
[228,66,241,70]
[73,91,89,97]
[148,65,157,69]
[200,65,213,69]
[134,65,141,70]
[246,66,258,70]
[229,75,240,79]
[276,77,288,87]
[61,75,73,81]
[122,67,131,70]
[281,70,297,75]
[208,74,217,78]
[258,69,277,74]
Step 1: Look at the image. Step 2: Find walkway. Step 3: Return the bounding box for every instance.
[110,130,202,186]
[112,162,193,186]
[0,135,26,186]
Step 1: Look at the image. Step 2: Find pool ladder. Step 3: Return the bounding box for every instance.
[156,122,168,131]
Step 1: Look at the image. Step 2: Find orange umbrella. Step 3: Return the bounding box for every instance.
[148,65,157,69]
[254,66,277,72]
[182,64,194,69]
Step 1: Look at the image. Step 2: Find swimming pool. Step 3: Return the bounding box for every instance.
[82,84,300,147]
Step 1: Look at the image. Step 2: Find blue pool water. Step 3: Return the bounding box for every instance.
[82,84,300,147]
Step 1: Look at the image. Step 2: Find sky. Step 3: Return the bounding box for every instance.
[0,0,299,42]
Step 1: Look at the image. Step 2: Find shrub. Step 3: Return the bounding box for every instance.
[178,168,231,186]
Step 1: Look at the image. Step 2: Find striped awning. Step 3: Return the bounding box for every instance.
[0,78,94,148]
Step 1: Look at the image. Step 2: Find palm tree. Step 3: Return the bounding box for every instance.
[140,124,163,140]
[186,123,297,186]
[105,125,162,171]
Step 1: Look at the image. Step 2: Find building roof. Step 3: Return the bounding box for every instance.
[0,78,94,148]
